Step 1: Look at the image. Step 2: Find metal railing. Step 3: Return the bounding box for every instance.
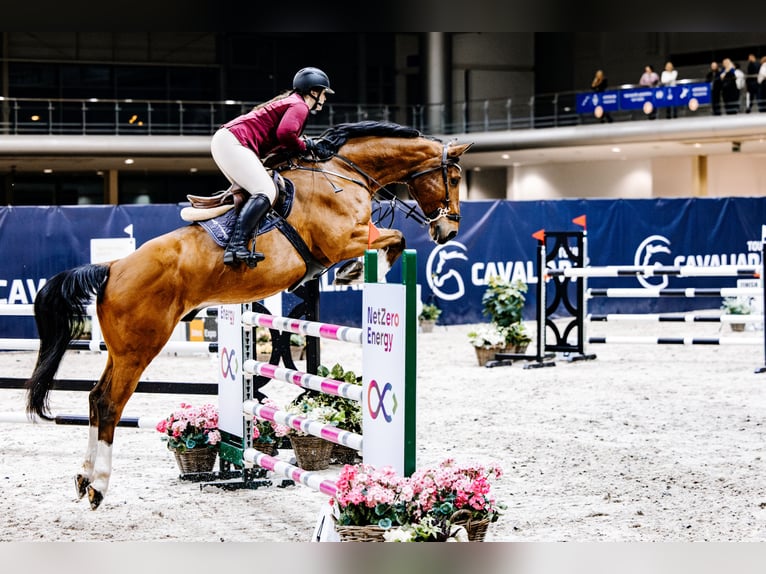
[0,78,731,139]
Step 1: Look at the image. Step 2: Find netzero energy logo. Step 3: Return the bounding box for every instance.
[426,241,468,301]
[633,234,672,289]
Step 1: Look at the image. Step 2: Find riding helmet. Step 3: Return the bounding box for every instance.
[293,67,335,95]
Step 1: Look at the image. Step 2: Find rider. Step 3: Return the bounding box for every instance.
[211,66,334,267]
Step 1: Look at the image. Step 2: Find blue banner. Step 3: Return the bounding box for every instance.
[577,82,711,114]
[1,197,764,337]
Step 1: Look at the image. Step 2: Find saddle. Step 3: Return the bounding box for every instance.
[181,170,289,222]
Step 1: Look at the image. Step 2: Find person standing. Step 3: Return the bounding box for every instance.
[591,69,613,123]
[706,61,722,115]
[758,56,766,113]
[639,64,660,119]
[720,58,740,115]
[746,53,759,112]
[660,60,678,118]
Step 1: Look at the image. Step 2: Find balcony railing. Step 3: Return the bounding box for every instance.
[0,79,729,138]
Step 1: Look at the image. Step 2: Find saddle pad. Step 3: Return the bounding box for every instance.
[197,178,295,248]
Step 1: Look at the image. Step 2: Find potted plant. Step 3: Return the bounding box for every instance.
[468,276,532,364]
[418,302,442,333]
[284,391,344,470]
[156,402,221,474]
[330,458,505,542]
[721,297,753,332]
[316,363,363,464]
[255,326,306,361]
[251,397,290,456]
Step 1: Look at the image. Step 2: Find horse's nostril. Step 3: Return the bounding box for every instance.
[446,229,457,241]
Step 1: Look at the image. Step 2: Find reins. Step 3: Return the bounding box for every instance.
[289,140,461,227]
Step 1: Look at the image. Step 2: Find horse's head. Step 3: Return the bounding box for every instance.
[405,140,473,244]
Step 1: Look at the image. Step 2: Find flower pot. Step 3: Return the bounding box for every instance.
[474,345,511,366]
[252,441,279,456]
[419,319,436,333]
[332,517,388,542]
[331,443,361,465]
[172,446,218,474]
[290,345,305,361]
[730,322,746,332]
[289,434,334,470]
[449,509,491,542]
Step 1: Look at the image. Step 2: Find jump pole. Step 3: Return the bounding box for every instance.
[216,249,417,489]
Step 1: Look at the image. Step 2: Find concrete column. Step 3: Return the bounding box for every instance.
[692,155,708,196]
[424,32,450,134]
[104,169,119,204]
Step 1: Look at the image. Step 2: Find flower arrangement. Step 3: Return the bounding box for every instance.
[418,302,442,322]
[285,392,344,436]
[331,458,505,542]
[251,397,290,445]
[155,402,221,453]
[467,323,507,349]
[470,276,532,348]
[315,363,362,434]
[721,297,753,315]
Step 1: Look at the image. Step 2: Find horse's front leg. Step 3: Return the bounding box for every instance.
[334,229,405,285]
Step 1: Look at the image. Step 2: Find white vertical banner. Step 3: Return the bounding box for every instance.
[362,283,407,474]
[217,304,244,439]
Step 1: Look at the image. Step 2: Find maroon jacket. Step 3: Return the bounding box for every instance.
[222,92,309,156]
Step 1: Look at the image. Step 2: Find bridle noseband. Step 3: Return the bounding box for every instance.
[403,142,462,224]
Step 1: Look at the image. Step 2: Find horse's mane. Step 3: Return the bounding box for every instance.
[316,121,424,152]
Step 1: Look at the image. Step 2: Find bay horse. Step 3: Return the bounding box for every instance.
[24,121,472,510]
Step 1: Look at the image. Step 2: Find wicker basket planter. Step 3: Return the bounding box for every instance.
[474,345,510,366]
[449,509,491,542]
[251,441,279,456]
[289,434,334,470]
[331,443,361,465]
[172,447,218,474]
[332,517,388,542]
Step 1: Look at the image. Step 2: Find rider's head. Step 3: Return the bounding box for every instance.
[293,67,334,113]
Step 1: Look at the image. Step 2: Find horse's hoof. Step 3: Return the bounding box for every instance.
[87,486,103,510]
[75,474,90,500]
[334,260,363,285]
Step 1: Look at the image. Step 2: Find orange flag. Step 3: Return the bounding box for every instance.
[572,214,587,229]
[531,229,545,242]
[368,220,381,248]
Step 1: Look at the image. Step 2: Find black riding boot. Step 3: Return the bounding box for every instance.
[223,193,272,267]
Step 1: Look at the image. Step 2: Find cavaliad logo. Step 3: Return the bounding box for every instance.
[425,241,468,301]
[632,234,761,289]
[633,234,673,289]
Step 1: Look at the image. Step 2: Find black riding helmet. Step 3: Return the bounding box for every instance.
[293,67,335,96]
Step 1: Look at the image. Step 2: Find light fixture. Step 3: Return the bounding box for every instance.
[501,153,510,160]
[189,167,198,173]
[224,100,236,105]
[124,158,134,165]
[89,98,99,102]
[611,147,621,153]
[693,143,702,148]
[30,115,40,121]
[43,168,53,174]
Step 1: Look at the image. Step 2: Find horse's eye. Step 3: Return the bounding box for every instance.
[450,177,460,186]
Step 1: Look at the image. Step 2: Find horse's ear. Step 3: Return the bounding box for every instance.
[449,142,474,158]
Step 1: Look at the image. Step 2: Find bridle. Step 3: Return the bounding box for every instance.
[292,140,462,227]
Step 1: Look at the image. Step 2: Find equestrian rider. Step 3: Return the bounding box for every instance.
[211,66,334,267]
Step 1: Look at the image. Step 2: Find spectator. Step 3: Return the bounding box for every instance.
[660,60,678,118]
[639,64,660,119]
[720,58,741,115]
[591,69,613,123]
[746,53,759,113]
[758,56,766,113]
[706,61,722,115]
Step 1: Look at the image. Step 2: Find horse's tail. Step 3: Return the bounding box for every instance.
[25,264,111,420]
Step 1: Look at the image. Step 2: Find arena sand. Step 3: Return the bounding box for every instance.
[1,319,765,544]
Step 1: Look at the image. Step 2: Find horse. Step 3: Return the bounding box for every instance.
[24,120,472,510]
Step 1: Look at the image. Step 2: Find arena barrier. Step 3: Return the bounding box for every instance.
[215,249,418,494]
[490,218,766,373]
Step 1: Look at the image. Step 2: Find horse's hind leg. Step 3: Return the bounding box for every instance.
[75,357,113,500]
[83,356,146,510]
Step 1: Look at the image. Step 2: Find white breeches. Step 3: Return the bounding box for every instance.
[210,128,277,203]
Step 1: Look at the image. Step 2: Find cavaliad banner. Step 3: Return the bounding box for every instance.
[2,197,766,334]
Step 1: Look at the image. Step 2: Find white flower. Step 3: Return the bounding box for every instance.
[383,527,415,542]
[467,324,506,348]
